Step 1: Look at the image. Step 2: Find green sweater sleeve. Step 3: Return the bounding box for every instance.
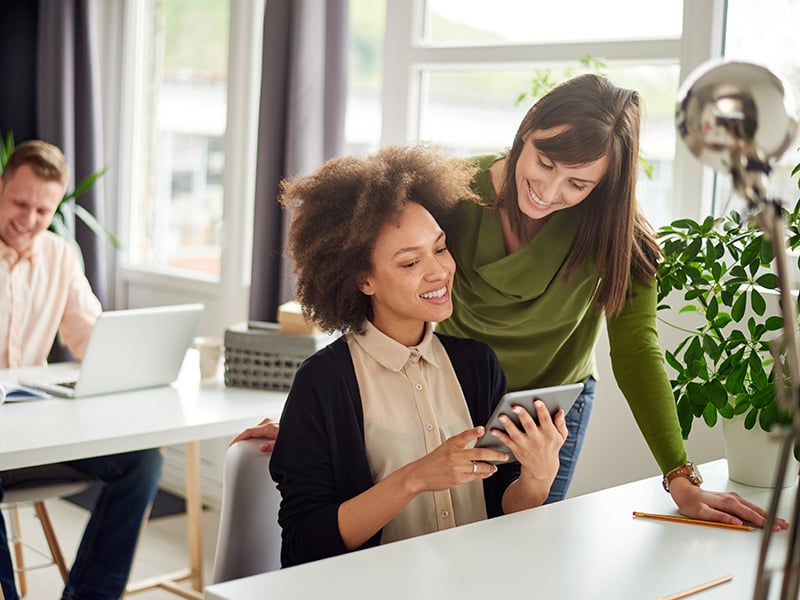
[606,278,688,474]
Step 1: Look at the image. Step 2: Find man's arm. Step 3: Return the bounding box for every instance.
[58,249,102,361]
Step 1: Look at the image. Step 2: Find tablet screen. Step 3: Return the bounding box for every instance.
[474,383,584,463]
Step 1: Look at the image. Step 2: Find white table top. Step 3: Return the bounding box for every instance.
[0,353,284,470]
[204,460,798,600]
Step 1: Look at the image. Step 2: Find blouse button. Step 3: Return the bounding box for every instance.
[441,510,449,519]
[425,423,433,431]
[415,383,423,391]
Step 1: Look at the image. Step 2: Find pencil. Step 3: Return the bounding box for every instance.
[632,511,754,531]
[658,575,733,600]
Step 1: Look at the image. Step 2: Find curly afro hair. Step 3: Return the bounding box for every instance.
[279,144,479,334]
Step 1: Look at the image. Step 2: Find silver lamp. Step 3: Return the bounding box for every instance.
[675,58,800,599]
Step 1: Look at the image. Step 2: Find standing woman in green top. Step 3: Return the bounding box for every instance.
[435,73,787,529]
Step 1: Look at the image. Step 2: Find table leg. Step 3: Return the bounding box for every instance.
[124,441,204,599]
[184,441,204,591]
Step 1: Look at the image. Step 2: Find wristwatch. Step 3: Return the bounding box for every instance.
[662,462,703,492]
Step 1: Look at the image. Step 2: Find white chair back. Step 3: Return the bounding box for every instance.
[211,439,282,583]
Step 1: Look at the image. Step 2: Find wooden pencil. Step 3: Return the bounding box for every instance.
[632,511,754,531]
[658,574,733,600]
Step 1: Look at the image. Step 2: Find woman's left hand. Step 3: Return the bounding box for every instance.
[669,477,790,530]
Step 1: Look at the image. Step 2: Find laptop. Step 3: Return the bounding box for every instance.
[20,303,204,398]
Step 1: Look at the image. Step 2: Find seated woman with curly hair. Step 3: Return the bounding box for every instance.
[240,145,568,567]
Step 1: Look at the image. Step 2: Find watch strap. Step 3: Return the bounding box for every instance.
[662,462,703,492]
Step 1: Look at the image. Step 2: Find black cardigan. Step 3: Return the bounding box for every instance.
[269,332,520,568]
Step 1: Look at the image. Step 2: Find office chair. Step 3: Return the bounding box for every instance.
[0,465,95,597]
[211,439,282,583]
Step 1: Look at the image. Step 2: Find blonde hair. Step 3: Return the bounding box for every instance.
[3,140,69,188]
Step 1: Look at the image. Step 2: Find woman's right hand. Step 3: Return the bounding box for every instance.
[229,417,280,452]
[403,426,508,493]
[338,426,508,551]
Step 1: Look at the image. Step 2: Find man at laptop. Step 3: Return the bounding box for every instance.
[0,140,163,600]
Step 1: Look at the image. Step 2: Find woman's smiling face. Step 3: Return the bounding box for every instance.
[515,126,608,220]
[359,202,455,346]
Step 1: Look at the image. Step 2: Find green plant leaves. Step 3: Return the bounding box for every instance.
[676,395,694,439]
[731,293,747,321]
[702,402,718,428]
[751,289,766,315]
[656,179,800,439]
[0,131,14,166]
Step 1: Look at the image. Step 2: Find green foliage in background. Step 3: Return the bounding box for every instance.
[162,0,229,79]
[515,55,608,107]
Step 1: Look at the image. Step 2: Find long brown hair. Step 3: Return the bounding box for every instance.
[496,73,661,316]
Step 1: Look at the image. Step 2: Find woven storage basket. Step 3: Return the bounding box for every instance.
[223,322,335,391]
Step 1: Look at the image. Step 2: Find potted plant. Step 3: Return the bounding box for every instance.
[655,158,800,486]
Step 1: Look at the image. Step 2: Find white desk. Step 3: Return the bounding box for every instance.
[0,355,285,599]
[204,460,797,600]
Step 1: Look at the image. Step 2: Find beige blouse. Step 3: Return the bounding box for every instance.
[347,320,487,544]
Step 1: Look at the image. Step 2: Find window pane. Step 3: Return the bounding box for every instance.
[416,64,680,227]
[718,0,800,215]
[346,0,386,155]
[131,0,229,276]
[422,0,682,44]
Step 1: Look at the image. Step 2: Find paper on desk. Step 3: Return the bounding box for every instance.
[0,381,51,404]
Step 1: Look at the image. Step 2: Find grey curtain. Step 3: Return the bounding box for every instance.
[248,0,349,322]
[0,2,38,141]
[37,0,107,308]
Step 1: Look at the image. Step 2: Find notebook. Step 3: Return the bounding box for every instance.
[19,303,204,398]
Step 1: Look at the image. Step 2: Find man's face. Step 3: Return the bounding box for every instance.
[0,164,64,255]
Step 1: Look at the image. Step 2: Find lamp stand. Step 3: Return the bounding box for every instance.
[753,199,800,600]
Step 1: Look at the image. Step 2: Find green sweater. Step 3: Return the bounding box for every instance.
[436,154,687,474]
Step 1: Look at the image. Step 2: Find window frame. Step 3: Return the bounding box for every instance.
[109,0,265,329]
[382,0,726,222]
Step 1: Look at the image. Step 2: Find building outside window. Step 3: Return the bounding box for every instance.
[128,0,230,278]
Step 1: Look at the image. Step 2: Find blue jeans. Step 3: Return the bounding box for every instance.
[0,449,163,600]
[543,377,596,504]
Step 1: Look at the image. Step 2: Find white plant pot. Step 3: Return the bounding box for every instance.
[721,415,799,488]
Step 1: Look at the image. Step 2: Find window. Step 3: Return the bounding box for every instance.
[382,0,721,226]
[346,0,387,155]
[422,0,681,44]
[128,0,230,278]
[716,0,800,215]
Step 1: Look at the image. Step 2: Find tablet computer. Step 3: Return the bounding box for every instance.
[475,383,584,463]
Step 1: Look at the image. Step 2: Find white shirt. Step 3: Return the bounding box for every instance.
[0,231,101,367]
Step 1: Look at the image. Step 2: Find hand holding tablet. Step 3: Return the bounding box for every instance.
[475,383,583,463]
